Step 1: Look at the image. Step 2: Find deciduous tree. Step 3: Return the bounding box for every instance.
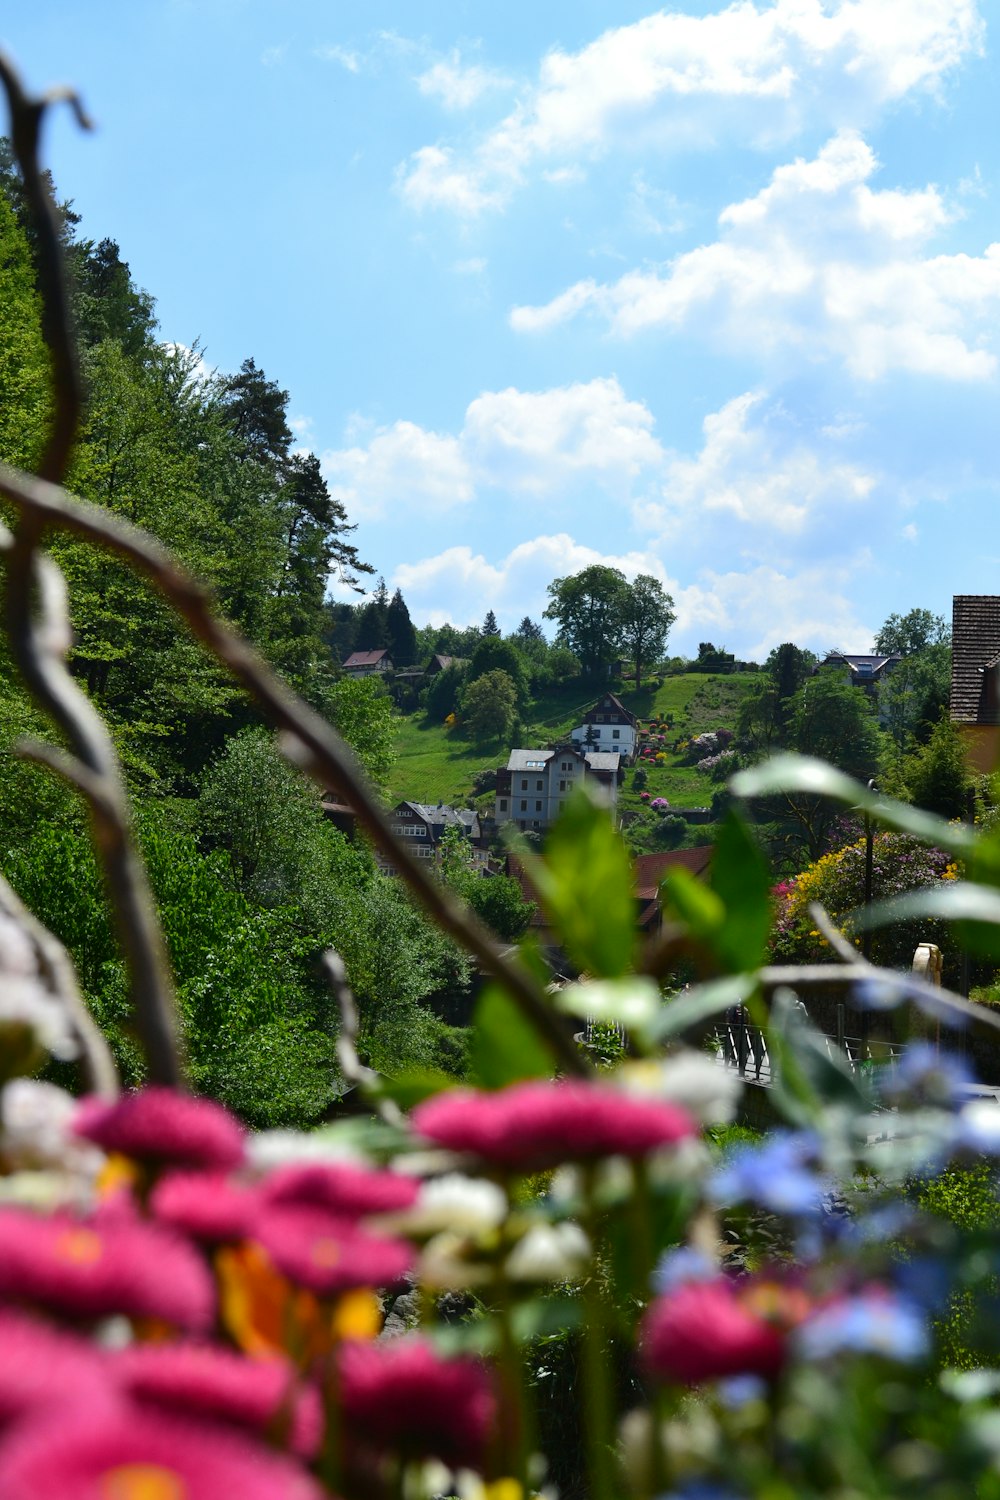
[544,565,629,679]
[618,574,675,688]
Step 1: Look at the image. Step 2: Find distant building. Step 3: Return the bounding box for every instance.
[376,799,488,876]
[634,847,714,934]
[342,648,393,676]
[495,746,623,832]
[570,692,638,760]
[820,650,902,723]
[950,594,1000,772]
[425,654,468,676]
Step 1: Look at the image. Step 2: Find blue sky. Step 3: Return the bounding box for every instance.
[5,2,999,658]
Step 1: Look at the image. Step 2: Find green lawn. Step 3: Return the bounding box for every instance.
[387,671,758,811]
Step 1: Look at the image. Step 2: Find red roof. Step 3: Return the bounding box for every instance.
[634,846,713,900]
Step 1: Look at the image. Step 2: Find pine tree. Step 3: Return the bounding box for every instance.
[482,609,501,637]
[386,589,417,667]
[355,578,389,651]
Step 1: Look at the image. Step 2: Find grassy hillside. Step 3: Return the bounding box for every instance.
[387,672,757,811]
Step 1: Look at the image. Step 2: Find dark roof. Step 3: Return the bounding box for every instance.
[822,652,901,674]
[343,649,391,668]
[952,595,1000,723]
[634,846,714,900]
[579,692,638,726]
[396,801,480,837]
[426,654,467,673]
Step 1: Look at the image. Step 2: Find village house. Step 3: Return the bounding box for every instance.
[376,800,488,876]
[950,594,1000,773]
[494,746,623,833]
[570,692,639,760]
[342,648,393,676]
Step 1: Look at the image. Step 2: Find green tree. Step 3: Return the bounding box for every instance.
[466,636,528,702]
[355,578,389,652]
[386,588,417,667]
[0,188,51,471]
[462,669,518,744]
[482,609,501,637]
[904,712,970,820]
[875,608,949,656]
[217,356,292,467]
[618,574,676,688]
[543,565,629,679]
[325,675,396,790]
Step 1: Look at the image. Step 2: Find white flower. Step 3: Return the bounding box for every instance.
[0,977,78,1063]
[617,1050,741,1124]
[246,1129,365,1173]
[389,1174,507,1238]
[419,1231,493,1290]
[505,1221,590,1283]
[0,1080,100,1178]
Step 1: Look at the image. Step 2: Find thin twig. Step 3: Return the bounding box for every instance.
[755,963,1000,1032]
[3,537,183,1086]
[321,951,403,1126]
[0,873,117,1097]
[0,463,587,1077]
[0,53,90,484]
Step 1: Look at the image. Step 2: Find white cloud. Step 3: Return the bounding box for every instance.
[393,534,673,629]
[322,422,473,521]
[673,563,875,659]
[392,534,873,659]
[417,51,511,110]
[321,378,664,519]
[397,0,983,216]
[512,131,1000,381]
[453,256,488,275]
[640,390,875,536]
[316,44,361,73]
[396,145,508,216]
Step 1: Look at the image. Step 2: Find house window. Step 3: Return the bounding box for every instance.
[612,729,620,740]
[536,780,543,791]
[532,820,540,828]
[595,714,605,723]
[520,799,527,812]
[559,780,566,792]
[525,759,546,768]
[521,779,528,790]
[561,762,572,771]
[535,800,542,812]
[393,824,426,837]
[499,799,508,812]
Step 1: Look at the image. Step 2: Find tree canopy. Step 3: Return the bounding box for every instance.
[543,565,630,679]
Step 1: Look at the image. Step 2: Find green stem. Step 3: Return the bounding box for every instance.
[580,1163,619,1500]
[493,1248,532,1490]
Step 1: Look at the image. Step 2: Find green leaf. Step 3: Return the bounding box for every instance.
[660,865,725,942]
[732,754,978,856]
[709,811,773,972]
[856,881,1000,962]
[645,974,756,1043]
[472,982,558,1089]
[552,976,661,1031]
[768,991,873,1124]
[518,787,636,977]
[378,1069,457,1110]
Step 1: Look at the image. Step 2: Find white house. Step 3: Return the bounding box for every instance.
[494,746,622,832]
[570,692,638,760]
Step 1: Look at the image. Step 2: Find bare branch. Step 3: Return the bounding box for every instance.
[4,534,183,1086]
[0,54,90,483]
[0,872,118,1097]
[0,463,588,1078]
[321,951,403,1127]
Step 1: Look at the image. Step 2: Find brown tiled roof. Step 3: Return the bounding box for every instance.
[343,649,391,668]
[951,596,1000,723]
[634,846,714,900]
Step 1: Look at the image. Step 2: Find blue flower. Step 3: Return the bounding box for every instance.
[711,1131,825,1215]
[796,1290,927,1362]
[652,1245,717,1294]
[880,1043,975,1109]
[658,1485,745,1500]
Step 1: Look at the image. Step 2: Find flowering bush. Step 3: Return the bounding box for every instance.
[651,797,670,811]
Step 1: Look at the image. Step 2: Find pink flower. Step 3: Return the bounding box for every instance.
[0,1208,215,1331]
[641,1279,786,1384]
[0,1310,114,1428]
[262,1161,419,1219]
[254,1205,414,1295]
[151,1171,261,1245]
[412,1080,697,1172]
[338,1336,496,1470]
[116,1342,322,1456]
[75,1087,245,1172]
[0,1406,321,1500]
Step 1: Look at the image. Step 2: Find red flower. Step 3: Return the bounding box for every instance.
[0,1309,114,1428]
[262,1161,419,1219]
[75,1087,245,1172]
[116,1342,322,1456]
[151,1171,261,1245]
[641,1278,786,1384]
[254,1206,414,1295]
[0,1209,215,1331]
[338,1336,496,1470]
[0,1406,321,1500]
[412,1080,697,1172]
